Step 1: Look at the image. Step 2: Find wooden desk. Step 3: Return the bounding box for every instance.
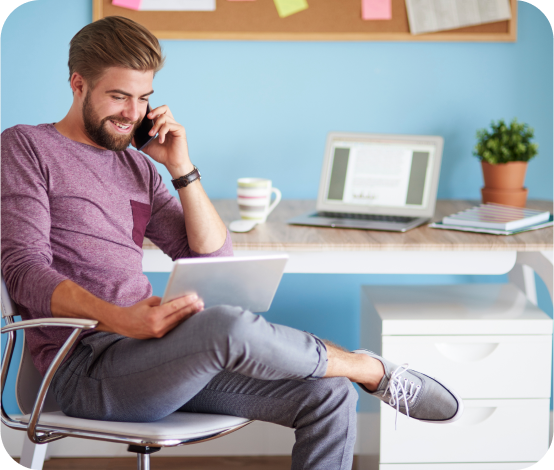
[143,200,553,301]
[203,199,553,252]
[212,199,551,470]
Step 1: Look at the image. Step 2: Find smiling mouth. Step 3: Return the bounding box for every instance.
[109,120,133,132]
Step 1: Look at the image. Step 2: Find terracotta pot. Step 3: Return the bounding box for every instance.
[481,161,528,190]
[480,161,529,207]
[481,187,528,207]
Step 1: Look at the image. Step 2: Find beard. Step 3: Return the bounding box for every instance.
[82,91,140,151]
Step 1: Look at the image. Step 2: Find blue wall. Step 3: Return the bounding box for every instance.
[1,0,552,416]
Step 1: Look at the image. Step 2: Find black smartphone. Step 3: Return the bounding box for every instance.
[134,103,156,151]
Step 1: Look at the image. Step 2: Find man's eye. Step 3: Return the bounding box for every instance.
[112,96,124,101]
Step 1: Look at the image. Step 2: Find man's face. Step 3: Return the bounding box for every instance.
[81,67,154,151]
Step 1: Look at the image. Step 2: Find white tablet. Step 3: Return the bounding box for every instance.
[161,254,289,313]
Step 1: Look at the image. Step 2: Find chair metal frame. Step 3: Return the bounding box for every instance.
[1,276,252,469]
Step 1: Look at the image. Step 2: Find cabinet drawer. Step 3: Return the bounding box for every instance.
[382,335,552,399]
[379,399,550,464]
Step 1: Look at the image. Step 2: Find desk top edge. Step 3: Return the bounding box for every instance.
[143,199,553,252]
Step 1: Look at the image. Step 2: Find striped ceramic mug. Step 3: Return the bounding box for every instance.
[237,178,282,223]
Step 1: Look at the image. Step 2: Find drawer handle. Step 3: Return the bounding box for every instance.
[452,407,496,426]
[434,343,499,362]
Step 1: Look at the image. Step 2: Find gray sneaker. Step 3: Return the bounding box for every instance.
[354,349,464,427]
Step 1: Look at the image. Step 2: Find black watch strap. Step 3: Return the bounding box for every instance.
[171,166,201,190]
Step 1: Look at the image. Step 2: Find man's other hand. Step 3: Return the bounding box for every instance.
[51,279,205,340]
[115,294,204,339]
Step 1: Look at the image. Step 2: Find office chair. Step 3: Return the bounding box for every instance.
[1,275,252,470]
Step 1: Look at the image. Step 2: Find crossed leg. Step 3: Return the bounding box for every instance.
[51,305,378,469]
[51,304,460,470]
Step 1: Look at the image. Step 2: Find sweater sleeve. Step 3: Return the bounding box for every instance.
[144,161,233,260]
[1,127,68,317]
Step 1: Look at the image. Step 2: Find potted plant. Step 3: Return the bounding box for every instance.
[473,118,538,207]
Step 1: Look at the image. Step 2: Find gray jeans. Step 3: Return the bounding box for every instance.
[51,305,358,469]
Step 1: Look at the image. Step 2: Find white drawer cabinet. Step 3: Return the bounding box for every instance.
[358,284,553,470]
[382,335,552,399]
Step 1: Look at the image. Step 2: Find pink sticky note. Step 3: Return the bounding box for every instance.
[112,0,142,10]
[362,0,392,20]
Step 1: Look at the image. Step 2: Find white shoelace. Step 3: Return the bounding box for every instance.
[383,363,421,429]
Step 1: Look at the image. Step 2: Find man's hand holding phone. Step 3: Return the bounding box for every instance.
[132,104,194,179]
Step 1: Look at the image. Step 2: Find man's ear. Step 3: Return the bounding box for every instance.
[70,72,87,98]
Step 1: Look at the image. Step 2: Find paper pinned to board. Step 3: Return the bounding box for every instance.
[273,0,309,18]
[405,0,511,35]
[362,0,392,21]
[112,0,216,11]
[112,0,141,10]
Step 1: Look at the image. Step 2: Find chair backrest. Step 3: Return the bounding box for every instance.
[1,274,18,320]
[1,274,60,414]
[17,342,61,414]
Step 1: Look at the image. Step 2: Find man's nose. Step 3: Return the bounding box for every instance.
[121,101,141,123]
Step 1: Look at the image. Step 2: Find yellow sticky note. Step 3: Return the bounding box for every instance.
[273,0,308,18]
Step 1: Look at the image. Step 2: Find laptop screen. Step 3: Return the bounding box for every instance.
[324,140,437,210]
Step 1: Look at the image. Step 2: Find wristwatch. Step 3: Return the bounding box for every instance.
[171,166,201,190]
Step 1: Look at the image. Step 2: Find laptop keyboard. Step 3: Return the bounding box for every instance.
[314,212,418,223]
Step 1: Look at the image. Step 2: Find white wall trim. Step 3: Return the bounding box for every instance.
[2,411,551,460]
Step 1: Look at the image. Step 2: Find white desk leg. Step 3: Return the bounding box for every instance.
[508,263,538,305]
[508,251,553,303]
[19,437,48,470]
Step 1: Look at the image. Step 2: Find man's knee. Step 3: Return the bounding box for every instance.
[292,377,358,431]
[334,377,359,404]
[194,304,256,346]
[296,377,359,415]
[317,377,359,414]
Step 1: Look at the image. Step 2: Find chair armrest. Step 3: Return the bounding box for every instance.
[1,318,98,334]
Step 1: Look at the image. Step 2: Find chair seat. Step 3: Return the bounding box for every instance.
[19,411,251,441]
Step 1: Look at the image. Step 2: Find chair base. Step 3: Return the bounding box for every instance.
[127,445,161,470]
[127,445,162,454]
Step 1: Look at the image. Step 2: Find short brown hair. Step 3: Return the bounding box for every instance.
[68,16,165,88]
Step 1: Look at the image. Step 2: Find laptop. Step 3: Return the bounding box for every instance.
[161,254,288,313]
[288,132,443,232]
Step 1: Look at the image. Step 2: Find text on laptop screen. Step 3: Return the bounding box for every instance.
[325,141,436,209]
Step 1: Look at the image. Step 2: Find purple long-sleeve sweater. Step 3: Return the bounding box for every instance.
[1,123,233,376]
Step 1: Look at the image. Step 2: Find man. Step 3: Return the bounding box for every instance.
[1,16,463,469]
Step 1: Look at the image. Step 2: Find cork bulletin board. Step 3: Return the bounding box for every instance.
[93,0,517,42]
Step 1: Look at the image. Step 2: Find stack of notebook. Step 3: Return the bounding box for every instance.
[429,203,553,235]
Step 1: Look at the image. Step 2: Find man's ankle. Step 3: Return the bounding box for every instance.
[358,354,385,392]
